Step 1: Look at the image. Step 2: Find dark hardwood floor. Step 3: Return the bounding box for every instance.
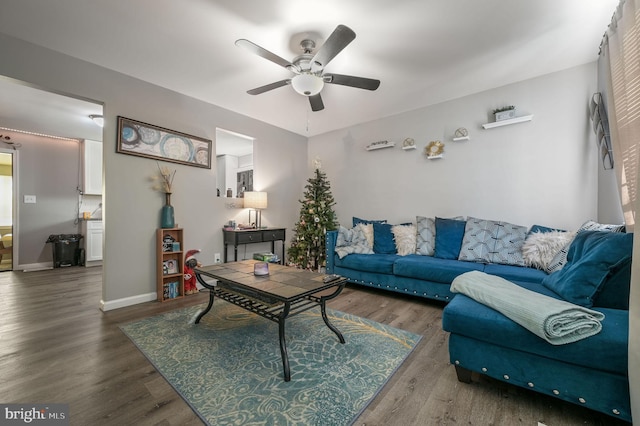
[0,267,630,425]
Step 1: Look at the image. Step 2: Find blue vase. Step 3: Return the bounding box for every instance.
[161,193,175,228]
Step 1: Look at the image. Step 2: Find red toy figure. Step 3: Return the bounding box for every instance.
[184,249,202,295]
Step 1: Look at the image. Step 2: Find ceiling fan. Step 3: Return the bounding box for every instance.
[236,25,381,112]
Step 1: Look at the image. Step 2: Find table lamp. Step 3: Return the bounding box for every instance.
[244,191,267,228]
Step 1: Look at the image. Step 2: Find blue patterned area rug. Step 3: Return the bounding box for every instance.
[120,301,421,425]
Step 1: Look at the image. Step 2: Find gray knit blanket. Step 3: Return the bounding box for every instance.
[450,271,604,345]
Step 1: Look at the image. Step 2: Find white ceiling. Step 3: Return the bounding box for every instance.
[0,0,617,139]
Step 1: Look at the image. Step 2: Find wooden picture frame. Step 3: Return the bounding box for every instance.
[116,116,212,168]
[163,259,178,275]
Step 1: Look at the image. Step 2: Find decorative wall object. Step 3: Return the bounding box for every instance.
[453,128,470,141]
[425,141,444,159]
[366,140,395,151]
[117,116,212,168]
[492,105,516,121]
[402,138,416,150]
[589,93,614,170]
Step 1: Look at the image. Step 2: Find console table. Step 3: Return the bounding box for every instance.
[223,228,286,264]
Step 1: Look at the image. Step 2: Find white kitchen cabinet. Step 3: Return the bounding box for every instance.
[83,139,103,195]
[83,220,103,265]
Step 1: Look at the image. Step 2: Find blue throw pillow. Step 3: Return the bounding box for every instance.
[373,222,396,254]
[434,217,466,260]
[528,224,565,234]
[542,231,633,307]
[353,216,387,227]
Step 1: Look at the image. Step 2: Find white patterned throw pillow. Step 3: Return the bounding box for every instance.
[416,216,436,256]
[458,217,527,266]
[335,225,374,258]
[578,220,625,233]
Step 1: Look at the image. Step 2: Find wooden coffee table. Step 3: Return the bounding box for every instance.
[194,260,347,381]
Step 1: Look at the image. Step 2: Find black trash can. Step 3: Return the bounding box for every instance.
[46,234,83,268]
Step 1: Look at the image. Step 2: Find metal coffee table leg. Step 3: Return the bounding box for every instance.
[194,274,215,324]
[279,303,291,381]
[320,283,346,343]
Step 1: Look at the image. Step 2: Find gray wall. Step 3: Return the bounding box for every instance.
[13,132,82,264]
[0,32,308,308]
[309,63,616,231]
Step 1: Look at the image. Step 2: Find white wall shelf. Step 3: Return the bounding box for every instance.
[482,115,533,129]
[452,136,470,141]
[366,141,395,151]
[426,154,443,160]
[402,145,416,150]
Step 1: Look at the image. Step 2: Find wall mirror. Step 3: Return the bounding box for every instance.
[215,128,254,198]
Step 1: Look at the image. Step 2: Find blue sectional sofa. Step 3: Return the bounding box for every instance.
[325,223,548,303]
[325,220,632,422]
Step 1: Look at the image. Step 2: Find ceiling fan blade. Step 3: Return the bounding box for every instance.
[235,39,297,71]
[246,79,291,95]
[309,94,324,112]
[311,25,356,69]
[325,73,380,91]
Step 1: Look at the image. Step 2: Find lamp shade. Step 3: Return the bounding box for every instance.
[244,191,268,209]
[291,74,324,96]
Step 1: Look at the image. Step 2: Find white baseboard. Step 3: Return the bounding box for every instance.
[100,292,157,311]
[19,262,54,272]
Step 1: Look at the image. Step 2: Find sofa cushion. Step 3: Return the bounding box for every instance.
[442,289,628,375]
[372,222,397,254]
[458,217,498,263]
[334,225,374,258]
[394,254,484,284]
[528,224,565,234]
[483,263,548,284]
[543,231,633,307]
[334,252,397,274]
[353,216,386,227]
[578,219,625,233]
[521,230,576,271]
[492,221,527,266]
[545,220,626,274]
[392,224,417,256]
[416,216,435,256]
[544,237,575,274]
[434,217,466,260]
[458,217,527,266]
[593,258,632,310]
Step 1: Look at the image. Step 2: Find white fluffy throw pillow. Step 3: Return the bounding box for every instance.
[521,231,576,271]
[392,224,417,256]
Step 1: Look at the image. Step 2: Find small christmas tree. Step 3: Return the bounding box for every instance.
[288,166,338,271]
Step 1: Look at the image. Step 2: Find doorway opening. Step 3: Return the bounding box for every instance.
[0,148,15,271]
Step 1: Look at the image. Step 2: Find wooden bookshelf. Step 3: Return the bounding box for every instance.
[156,228,184,302]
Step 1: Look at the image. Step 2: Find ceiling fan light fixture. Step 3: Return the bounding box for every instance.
[291,74,324,96]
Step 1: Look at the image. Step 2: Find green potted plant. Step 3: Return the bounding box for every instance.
[492,105,516,121]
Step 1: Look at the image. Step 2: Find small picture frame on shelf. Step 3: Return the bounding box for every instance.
[163,259,178,275]
[162,234,176,252]
[172,242,181,252]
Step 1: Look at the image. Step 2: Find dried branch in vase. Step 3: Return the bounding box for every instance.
[153,161,176,193]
